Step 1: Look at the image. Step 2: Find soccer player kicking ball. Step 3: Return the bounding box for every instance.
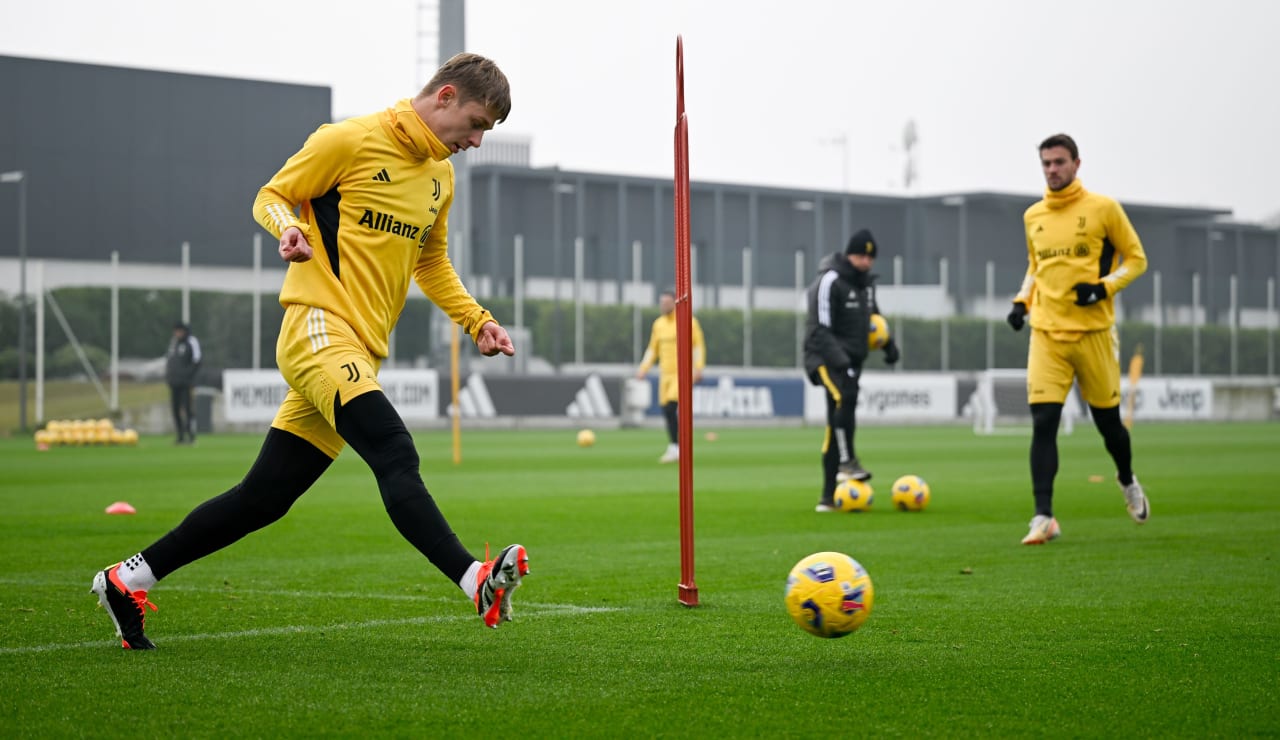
[91,53,528,649]
[1008,133,1150,545]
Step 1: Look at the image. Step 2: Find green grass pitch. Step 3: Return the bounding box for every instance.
[2,423,1277,737]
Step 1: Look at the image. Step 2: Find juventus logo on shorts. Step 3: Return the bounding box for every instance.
[341,362,362,383]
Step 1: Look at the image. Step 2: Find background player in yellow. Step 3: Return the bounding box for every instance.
[1007,133,1150,545]
[90,53,529,650]
[635,289,705,463]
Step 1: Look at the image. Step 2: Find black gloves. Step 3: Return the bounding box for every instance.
[883,338,900,365]
[1073,282,1107,306]
[1007,303,1027,331]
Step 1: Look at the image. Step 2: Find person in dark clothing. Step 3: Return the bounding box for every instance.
[165,322,202,445]
[803,229,900,512]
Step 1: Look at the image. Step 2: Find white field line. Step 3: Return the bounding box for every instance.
[0,579,620,655]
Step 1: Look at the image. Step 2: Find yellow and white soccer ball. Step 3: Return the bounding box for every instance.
[867,313,890,350]
[891,475,931,511]
[785,551,875,638]
[576,429,596,447]
[833,479,874,512]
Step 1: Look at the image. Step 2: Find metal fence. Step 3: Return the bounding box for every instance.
[2,234,1276,387]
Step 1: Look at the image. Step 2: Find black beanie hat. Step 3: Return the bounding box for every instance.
[845,229,879,257]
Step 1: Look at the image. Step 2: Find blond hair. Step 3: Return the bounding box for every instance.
[418,52,511,123]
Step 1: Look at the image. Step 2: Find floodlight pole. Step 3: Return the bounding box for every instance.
[2,170,28,431]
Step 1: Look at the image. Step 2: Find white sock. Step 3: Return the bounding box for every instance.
[458,560,482,600]
[667,443,678,454]
[118,553,157,593]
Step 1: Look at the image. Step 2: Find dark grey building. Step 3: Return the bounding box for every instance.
[467,165,1278,327]
[0,55,330,266]
[2,55,1275,329]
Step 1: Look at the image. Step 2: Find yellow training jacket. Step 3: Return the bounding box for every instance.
[1014,179,1148,333]
[254,99,494,359]
[638,312,706,378]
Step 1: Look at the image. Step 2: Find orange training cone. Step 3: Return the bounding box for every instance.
[105,501,137,515]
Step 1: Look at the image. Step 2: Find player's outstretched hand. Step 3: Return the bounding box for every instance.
[476,321,516,357]
[1073,282,1107,306]
[883,338,900,365]
[279,226,314,263]
[1007,303,1027,331]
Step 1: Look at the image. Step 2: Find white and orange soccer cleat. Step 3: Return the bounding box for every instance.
[1119,476,1149,524]
[1021,515,1061,545]
[90,563,158,649]
[475,544,529,628]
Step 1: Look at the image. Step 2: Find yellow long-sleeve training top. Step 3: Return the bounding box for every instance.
[253,99,494,359]
[1014,179,1148,333]
[638,312,706,377]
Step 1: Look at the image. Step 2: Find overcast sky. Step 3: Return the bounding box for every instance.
[2,0,1277,223]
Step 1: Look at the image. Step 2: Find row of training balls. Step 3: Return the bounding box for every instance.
[833,475,931,512]
[35,419,139,449]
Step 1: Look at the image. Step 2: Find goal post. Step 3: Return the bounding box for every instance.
[968,368,1084,435]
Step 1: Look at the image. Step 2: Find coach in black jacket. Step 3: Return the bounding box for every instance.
[165,321,202,445]
[803,229,900,511]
